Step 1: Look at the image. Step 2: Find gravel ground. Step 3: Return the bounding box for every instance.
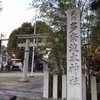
[0,76,43,89]
[0,71,44,100]
[0,71,44,89]
[0,71,61,100]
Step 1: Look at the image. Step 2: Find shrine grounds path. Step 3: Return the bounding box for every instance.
[0,71,61,100]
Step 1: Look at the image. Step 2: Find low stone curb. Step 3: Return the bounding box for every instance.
[16,97,61,100]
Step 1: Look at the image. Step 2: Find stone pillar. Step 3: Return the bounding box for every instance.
[43,70,49,98]
[67,8,82,100]
[0,54,2,70]
[82,76,86,100]
[0,40,2,71]
[62,75,67,100]
[91,76,97,100]
[53,75,58,99]
[20,39,30,82]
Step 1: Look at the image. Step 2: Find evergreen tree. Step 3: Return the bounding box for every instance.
[91,0,100,10]
[7,21,51,61]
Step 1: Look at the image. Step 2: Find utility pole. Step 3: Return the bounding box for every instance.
[30,9,37,77]
[0,1,3,70]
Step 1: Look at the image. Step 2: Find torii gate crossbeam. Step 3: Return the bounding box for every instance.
[16,34,47,82]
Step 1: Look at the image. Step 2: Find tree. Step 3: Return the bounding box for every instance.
[7,22,34,59]
[82,4,100,76]
[39,0,70,74]
[30,0,90,74]
[29,0,100,98]
[7,21,52,61]
[82,43,100,77]
[91,0,100,10]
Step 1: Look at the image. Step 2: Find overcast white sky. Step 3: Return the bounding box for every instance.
[0,0,35,46]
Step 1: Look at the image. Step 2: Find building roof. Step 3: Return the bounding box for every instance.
[41,57,52,63]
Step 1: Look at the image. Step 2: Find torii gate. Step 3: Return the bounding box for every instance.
[15,34,46,82]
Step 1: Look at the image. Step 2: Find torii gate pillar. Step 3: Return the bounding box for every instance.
[15,34,46,82]
[19,39,30,82]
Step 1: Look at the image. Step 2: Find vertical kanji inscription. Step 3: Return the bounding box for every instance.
[67,8,82,100]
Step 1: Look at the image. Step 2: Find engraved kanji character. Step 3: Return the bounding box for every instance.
[70,53,79,61]
[69,22,77,33]
[69,76,79,86]
[71,10,77,21]
[69,63,79,73]
[69,43,79,52]
[69,32,79,42]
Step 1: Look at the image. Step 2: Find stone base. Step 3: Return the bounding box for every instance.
[19,78,29,82]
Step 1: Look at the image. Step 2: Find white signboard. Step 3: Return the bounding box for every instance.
[67,8,82,100]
